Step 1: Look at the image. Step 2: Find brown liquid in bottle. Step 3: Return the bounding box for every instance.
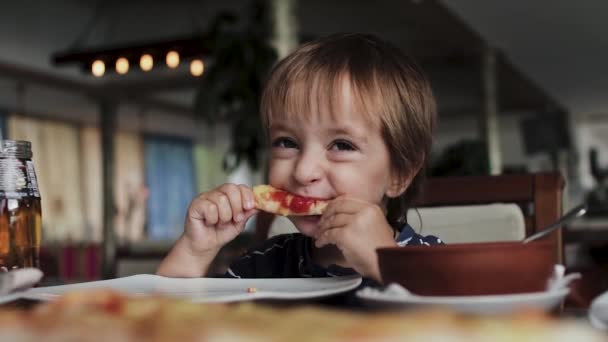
[0,198,41,269]
[0,141,42,271]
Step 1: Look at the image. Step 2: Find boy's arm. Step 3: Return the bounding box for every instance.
[156,183,257,278]
[156,235,220,277]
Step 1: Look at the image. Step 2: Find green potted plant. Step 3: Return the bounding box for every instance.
[194,1,277,173]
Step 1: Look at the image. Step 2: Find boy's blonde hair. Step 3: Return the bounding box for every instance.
[260,33,437,230]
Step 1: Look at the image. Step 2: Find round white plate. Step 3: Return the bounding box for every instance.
[356,287,570,314]
[0,292,25,305]
[20,275,362,303]
[589,290,608,330]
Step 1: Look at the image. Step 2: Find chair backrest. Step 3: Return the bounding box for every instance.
[414,172,564,262]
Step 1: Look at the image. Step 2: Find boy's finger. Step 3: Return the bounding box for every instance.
[188,196,205,220]
[235,209,260,231]
[201,200,219,226]
[219,183,244,222]
[321,198,363,220]
[239,184,255,211]
[207,192,233,223]
[243,208,259,220]
[319,212,350,232]
[315,228,343,248]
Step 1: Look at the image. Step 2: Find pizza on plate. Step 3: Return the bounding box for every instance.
[253,185,329,216]
[0,290,603,342]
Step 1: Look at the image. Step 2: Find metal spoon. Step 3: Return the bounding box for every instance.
[522,203,587,243]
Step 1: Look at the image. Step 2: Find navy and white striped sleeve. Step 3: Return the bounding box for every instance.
[222,234,299,279]
[396,224,443,246]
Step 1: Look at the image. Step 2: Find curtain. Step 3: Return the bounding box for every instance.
[7,119,148,244]
[145,136,196,241]
[8,116,85,242]
[114,131,146,243]
[75,128,147,243]
[80,127,103,242]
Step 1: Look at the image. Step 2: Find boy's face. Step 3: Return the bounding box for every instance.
[267,81,401,237]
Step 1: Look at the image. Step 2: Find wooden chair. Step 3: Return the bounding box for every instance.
[254,172,565,262]
[414,172,565,263]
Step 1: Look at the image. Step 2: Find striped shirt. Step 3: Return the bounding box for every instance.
[224,224,443,279]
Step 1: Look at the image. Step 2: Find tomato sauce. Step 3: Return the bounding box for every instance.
[270,191,290,208]
[270,190,316,214]
[289,196,315,214]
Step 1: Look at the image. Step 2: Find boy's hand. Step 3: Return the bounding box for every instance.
[315,197,396,282]
[183,183,258,255]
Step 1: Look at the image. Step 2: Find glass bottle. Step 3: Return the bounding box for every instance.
[0,140,42,271]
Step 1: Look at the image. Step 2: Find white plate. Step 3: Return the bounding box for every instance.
[0,292,26,305]
[589,290,608,330]
[20,275,362,303]
[356,286,570,315]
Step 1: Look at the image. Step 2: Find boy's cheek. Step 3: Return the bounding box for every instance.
[268,161,292,185]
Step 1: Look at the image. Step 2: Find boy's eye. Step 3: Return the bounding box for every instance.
[330,139,356,151]
[272,137,298,149]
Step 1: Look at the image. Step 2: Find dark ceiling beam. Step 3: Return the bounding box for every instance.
[98,73,200,94]
[53,35,212,67]
[0,61,195,117]
[0,61,97,97]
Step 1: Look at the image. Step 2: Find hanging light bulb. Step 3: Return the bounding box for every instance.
[166,50,180,68]
[190,59,204,77]
[91,60,105,77]
[140,54,153,71]
[115,57,129,74]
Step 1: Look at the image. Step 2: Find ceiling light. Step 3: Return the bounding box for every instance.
[190,59,204,77]
[166,51,180,68]
[91,60,105,77]
[140,54,153,71]
[115,57,129,74]
[52,35,213,76]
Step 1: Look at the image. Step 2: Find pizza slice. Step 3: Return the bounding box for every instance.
[253,185,329,216]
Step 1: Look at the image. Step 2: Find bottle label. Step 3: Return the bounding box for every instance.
[0,158,41,199]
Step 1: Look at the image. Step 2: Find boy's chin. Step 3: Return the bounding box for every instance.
[289,215,321,238]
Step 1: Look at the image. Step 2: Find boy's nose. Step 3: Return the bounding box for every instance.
[293,150,324,185]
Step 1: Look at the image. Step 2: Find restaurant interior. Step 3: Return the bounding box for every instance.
[0,0,607,338]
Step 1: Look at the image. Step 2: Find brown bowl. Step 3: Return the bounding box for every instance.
[377,240,555,296]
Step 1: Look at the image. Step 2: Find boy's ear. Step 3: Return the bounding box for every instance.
[385,174,412,198]
[385,163,423,198]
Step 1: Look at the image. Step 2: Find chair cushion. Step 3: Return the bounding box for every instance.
[406,204,525,243]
